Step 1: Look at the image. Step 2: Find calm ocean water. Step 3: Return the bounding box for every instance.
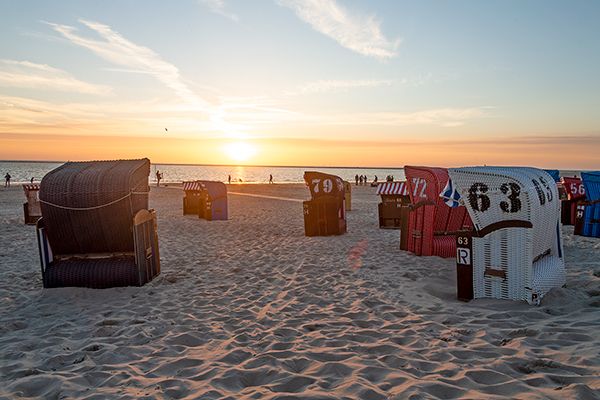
[0,161,406,185]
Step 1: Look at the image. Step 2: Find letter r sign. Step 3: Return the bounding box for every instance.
[457,248,471,265]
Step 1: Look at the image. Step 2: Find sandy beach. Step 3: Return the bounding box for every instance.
[1,183,599,399]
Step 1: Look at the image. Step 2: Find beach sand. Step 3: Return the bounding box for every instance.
[0,184,599,399]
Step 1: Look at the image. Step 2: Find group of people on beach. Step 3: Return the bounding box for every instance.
[355,174,374,186]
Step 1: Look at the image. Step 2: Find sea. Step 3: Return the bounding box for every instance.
[0,161,406,185]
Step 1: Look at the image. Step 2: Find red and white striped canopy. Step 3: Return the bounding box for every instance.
[22,184,40,192]
[182,181,204,191]
[376,181,409,196]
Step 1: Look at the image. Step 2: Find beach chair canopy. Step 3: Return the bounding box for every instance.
[304,171,345,200]
[39,159,150,255]
[198,180,227,201]
[182,181,204,191]
[576,172,600,237]
[403,166,472,257]
[376,181,409,196]
[562,177,585,201]
[581,172,600,202]
[543,169,561,183]
[448,166,565,304]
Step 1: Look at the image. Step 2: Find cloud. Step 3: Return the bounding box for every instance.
[46,19,212,110]
[199,0,239,21]
[295,79,393,94]
[300,107,489,127]
[277,0,399,60]
[0,59,111,95]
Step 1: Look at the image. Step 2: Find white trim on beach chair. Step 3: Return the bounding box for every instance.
[448,167,565,305]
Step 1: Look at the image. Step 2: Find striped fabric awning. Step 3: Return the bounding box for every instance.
[376,181,409,196]
[182,181,204,191]
[22,184,40,192]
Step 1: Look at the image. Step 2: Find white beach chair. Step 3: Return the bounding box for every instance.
[448,167,565,305]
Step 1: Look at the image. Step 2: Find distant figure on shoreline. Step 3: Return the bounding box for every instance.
[4,172,11,187]
[363,175,368,185]
[30,177,34,183]
[373,175,378,184]
[228,175,231,184]
[359,175,363,185]
[155,170,162,187]
[269,174,273,184]
[355,174,359,185]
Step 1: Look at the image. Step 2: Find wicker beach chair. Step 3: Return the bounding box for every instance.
[182,180,228,220]
[377,181,410,230]
[403,166,472,257]
[22,184,41,225]
[561,177,585,226]
[448,167,565,304]
[575,171,600,237]
[303,171,346,236]
[183,181,205,215]
[36,159,160,288]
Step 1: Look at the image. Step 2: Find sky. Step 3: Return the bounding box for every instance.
[0,0,599,168]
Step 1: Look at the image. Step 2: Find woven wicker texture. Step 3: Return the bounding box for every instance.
[449,167,565,304]
[39,159,150,255]
[43,256,139,288]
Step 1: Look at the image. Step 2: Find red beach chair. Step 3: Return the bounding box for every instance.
[561,177,585,226]
[403,166,472,257]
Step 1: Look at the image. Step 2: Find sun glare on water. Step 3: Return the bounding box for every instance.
[224,141,257,163]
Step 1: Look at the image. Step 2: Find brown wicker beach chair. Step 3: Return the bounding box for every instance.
[36,159,160,288]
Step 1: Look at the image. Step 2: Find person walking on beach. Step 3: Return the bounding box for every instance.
[155,170,162,187]
[363,175,368,185]
[355,174,359,185]
[228,175,231,184]
[269,174,273,184]
[374,175,378,184]
[4,172,11,187]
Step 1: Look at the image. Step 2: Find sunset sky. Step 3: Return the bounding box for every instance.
[1,0,599,168]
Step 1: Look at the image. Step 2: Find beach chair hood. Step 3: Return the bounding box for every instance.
[39,159,150,255]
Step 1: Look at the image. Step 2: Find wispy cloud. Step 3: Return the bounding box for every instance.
[277,0,399,60]
[199,0,239,21]
[46,19,212,110]
[295,79,393,94]
[0,59,111,95]
[301,107,489,127]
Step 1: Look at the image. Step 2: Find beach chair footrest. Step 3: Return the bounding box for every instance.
[43,256,141,289]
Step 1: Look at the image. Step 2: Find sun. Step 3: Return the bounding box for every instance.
[224,141,257,163]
